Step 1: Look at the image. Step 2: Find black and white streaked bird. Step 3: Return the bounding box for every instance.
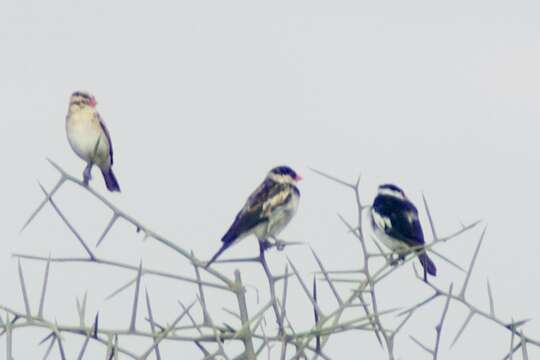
[371,184,436,279]
[66,91,121,192]
[205,166,302,268]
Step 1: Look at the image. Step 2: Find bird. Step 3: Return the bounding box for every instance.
[205,166,302,268]
[370,184,436,279]
[65,91,120,192]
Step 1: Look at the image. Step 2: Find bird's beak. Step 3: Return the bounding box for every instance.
[295,174,303,181]
[89,98,97,107]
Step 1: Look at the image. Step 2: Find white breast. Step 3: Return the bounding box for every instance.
[265,190,300,239]
[66,110,111,168]
[373,226,411,254]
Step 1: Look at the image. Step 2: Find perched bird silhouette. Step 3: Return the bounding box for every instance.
[205,166,302,268]
[370,184,436,280]
[66,91,120,192]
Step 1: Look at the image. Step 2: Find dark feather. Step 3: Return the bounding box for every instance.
[206,178,299,268]
[221,179,295,244]
[373,193,437,277]
[205,242,231,268]
[97,113,114,165]
[101,168,121,192]
[418,253,437,276]
[372,194,424,247]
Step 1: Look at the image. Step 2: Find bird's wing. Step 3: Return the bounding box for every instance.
[221,181,292,243]
[261,185,294,216]
[96,113,114,165]
[373,197,424,247]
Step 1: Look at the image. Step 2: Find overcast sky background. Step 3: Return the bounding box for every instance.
[1,0,540,358]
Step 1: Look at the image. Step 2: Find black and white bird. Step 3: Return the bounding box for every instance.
[205,166,302,268]
[371,184,436,279]
[66,91,121,192]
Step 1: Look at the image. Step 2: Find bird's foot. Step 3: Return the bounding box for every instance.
[389,254,399,266]
[389,254,406,266]
[269,236,288,251]
[83,163,93,186]
[260,239,273,251]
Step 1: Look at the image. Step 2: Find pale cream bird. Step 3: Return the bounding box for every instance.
[66,91,120,192]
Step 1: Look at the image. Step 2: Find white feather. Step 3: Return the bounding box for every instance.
[66,108,111,169]
[377,188,405,200]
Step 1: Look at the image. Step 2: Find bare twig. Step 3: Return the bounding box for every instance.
[6,161,539,360]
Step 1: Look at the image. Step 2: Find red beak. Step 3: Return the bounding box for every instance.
[295,174,303,181]
[89,98,97,107]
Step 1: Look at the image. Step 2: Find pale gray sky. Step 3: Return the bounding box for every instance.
[1,0,540,358]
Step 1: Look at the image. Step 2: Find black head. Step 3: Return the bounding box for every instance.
[268,166,302,183]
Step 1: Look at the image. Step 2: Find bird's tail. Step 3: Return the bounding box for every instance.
[418,252,437,277]
[221,228,238,245]
[101,168,121,192]
[205,242,232,269]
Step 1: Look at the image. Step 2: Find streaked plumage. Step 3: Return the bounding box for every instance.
[371,184,436,279]
[66,91,120,192]
[206,166,301,268]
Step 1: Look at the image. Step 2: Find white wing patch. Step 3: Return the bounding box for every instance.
[372,209,392,231]
[405,211,418,223]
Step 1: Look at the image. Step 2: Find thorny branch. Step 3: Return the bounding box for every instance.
[0,160,538,359]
